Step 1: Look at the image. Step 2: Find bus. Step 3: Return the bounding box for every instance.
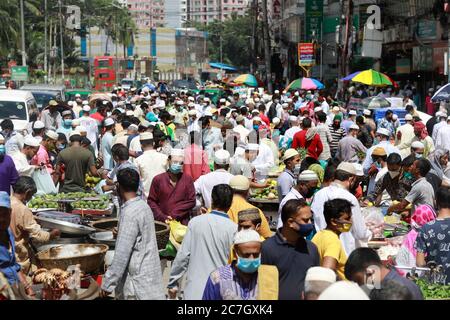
[93,56,116,91]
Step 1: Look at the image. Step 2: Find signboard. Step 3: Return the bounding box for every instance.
[298,43,315,67]
[417,20,437,40]
[412,46,433,71]
[305,0,323,42]
[396,58,411,74]
[11,66,29,81]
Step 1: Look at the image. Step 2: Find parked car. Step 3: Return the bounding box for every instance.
[20,84,66,103]
[0,90,38,133]
[66,89,92,101]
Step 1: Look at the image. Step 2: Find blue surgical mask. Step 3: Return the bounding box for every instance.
[57,144,66,151]
[403,172,413,180]
[169,163,183,174]
[375,162,382,169]
[253,125,259,131]
[236,256,261,274]
[0,145,5,155]
[415,154,423,159]
[295,221,314,237]
[64,119,73,127]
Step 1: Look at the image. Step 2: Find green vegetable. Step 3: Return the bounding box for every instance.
[415,278,450,300]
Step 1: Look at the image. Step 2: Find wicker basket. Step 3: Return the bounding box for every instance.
[155,221,169,250]
[36,244,109,274]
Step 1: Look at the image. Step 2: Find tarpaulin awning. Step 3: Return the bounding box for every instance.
[209,62,238,72]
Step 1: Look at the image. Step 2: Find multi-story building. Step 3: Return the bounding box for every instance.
[126,0,165,29]
[186,0,249,25]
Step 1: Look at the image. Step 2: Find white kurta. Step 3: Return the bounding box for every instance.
[135,150,168,198]
[194,169,234,209]
[10,151,35,177]
[251,142,275,181]
[79,116,99,155]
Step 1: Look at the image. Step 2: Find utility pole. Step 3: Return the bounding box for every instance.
[59,0,65,83]
[261,0,272,93]
[20,0,27,67]
[44,0,48,83]
[251,0,258,74]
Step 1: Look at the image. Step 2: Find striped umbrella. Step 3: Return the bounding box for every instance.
[341,69,395,87]
[285,78,325,91]
[233,74,259,87]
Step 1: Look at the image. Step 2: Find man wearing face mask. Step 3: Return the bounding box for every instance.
[30,130,58,176]
[203,229,279,300]
[344,248,423,300]
[262,199,320,300]
[277,149,301,202]
[41,100,62,130]
[10,136,40,177]
[148,148,196,225]
[408,121,434,158]
[365,153,412,207]
[277,170,319,229]
[56,110,73,140]
[311,162,372,256]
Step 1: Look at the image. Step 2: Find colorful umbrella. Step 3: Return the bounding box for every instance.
[341,69,394,87]
[233,74,259,87]
[285,78,325,91]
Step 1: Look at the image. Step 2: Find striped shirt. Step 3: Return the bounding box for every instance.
[328,125,346,156]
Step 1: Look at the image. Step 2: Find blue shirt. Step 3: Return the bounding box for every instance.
[0,229,20,285]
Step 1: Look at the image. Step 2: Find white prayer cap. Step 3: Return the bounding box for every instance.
[318,281,369,300]
[23,136,40,147]
[349,110,357,116]
[204,111,213,117]
[272,117,281,125]
[234,229,262,245]
[82,105,91,112]
[140,132,153,141]
[332,106,340,112]
[204,97,210,102]
[170,148,185,158]
[104,118,115,127]
[274,90,280,94]
[45,130,59,141]
[392,114,398,120]
[214,149,231,165]
[251,109,260,114]
[404,114,413,121]
[188,96,195,102]
[117,101,125,107]
[67,101,74,107]
[188,102,195,108]
[282,103,289,108]
[305,267,337,284]
[411,141,425,149]
[75,93,81,98]
[246,143,259,151]
[69,131,81,139]
[72,119,80,126]
[62,110,72,117]
[128,124,139,131]
[289,115,298,122]
[176,100,184,105]
[349,124,360,130]
[220,98,226,103]
[253,116,262,122]
[286,98,293,103]
[33,121,45,130]
[254,98,260,103]
[337,162,357,175]
[363,109,371,116]
[102,100,109,105]
[294,91,300,96]
[126,110,134,116]
[282,148,299,161]
[314,106,323,113]
[376,128,390,137]
[82,100,89,106]
[236,115,245,122]
[353,163,364,177]
[77,125,87,133]
[230,175,250,191]
[298,170,319,182]
[435,111,442,117]
[188,109,197,116]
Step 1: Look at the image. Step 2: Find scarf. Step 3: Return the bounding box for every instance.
[428,148,449,178]
[308,164,324,186]
[402,204,436,257]
[306,127,318,141]
[413,121,428,140]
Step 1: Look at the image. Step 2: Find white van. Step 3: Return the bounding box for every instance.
[0,90,38,133]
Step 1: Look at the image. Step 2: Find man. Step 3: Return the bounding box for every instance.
[90,104,107,124]
[292,118,323,160]
[356,115,373,148]
[261,199,320,300]
[202,116,223,160]
[280,116,301,149]
[101,118,115,170]
[233,115,250,143]
[187,109,200,133]
[396,114,415,158]
[409,121,434,158]
[228,175,272,239]
[55,132,100,193]
[135,132,168,199]
[101,168,165,300]
[435,115,450,151]
[41,100,62,130]
[344,248,423,300]
[365,153,412,206]
[277,149,300,202]
[195,149,234,210]
[248,140,275,182]
[336,124,367,162]
[148,149,196,225]
[183,131,210,182]
[172,100,188,127]
[167,184,237,300]
[277,170,319,229]
[410,141,425,159]
[432,112,448,142]
[0,134,19,195]
[377,110,395,138]
[1,119,24,155]
[363,109,376,133]
[311,162,372,255]
[26,121,46,144]
[79,105,99,156]
[328,115,346,158]
[203,229,276,300]
[73,94,83,118]
[10,177,60,274]
[30,130,58,175]
[10,136,40,177]
[387,158,435,215]
[303,267,336,300]
[56,110,74,141]
[341,110,357,135]
[316,112,333,162]
[363,128,400,194]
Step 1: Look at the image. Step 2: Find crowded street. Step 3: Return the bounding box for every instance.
[0,0,449,304]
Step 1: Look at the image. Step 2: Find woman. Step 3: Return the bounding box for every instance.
[429,149,450,187]
[395,204,436,268]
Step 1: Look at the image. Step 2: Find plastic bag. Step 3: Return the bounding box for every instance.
[32,169,57,196]
[362,207,385,238]
[168,220,187,244]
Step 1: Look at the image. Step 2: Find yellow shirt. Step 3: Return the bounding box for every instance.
[312,230,347,280]
[227,195,273,239]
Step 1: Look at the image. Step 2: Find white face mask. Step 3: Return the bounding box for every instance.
[388,170,400,179]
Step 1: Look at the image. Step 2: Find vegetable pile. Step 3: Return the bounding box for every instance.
[414,278,450,300]
[253,180,278,200]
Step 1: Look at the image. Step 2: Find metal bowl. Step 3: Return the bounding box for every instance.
[35,216,96,236]
[89,231,116,248]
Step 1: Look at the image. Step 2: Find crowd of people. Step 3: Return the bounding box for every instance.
[0,83,449,300]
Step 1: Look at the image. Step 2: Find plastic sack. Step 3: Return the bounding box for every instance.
[362,207,385,238]
[168,220,187,244]
[32,170,57,196]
